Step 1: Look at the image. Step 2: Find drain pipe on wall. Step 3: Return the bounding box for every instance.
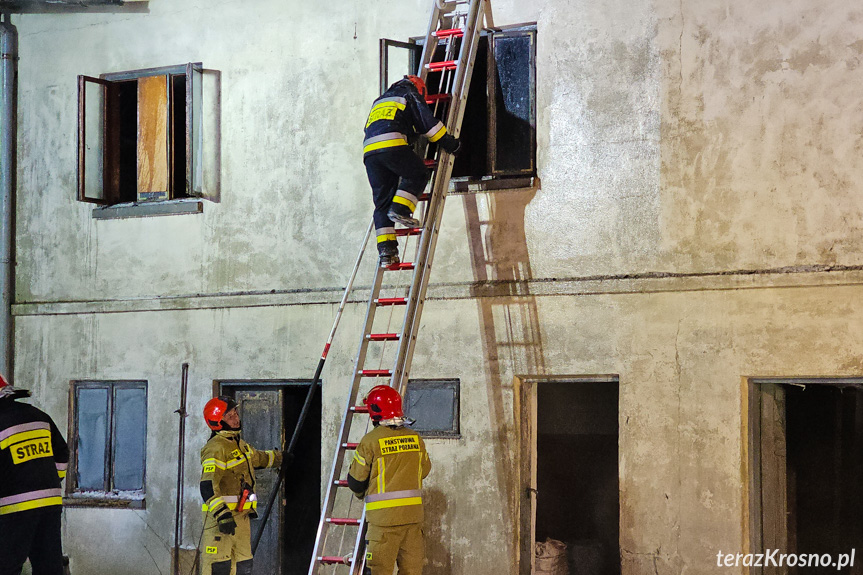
[0,14,17,382]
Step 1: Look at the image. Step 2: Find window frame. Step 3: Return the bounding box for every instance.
[405,22,537,185]
[66,380,148,508]
[77,62,204,207]
[404,378,461,439]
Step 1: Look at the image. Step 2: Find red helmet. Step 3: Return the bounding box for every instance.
[0,373,7,389]
[364,385,403,422]
[203,396,237,430]
[404,75,427,98]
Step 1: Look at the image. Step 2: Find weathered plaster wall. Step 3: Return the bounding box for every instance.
[9,0,863,573]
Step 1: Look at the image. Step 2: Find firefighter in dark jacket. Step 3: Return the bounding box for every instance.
[0,373,69,575]
[200,396,282,575]
[364,75,461,267]
[347,385,432,575]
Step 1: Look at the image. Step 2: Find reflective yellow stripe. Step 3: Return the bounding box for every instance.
[0,429,51,450]
[353,452,367,466]
[0,496,63,515]
[377,458,385,495]
[392,196,416,212]
[376,234,396,243]
[428,125,447,143]
[202,458,226,470]
[225,456,246,469]
[363,139,408,154]
[202,500,257,512]
[366,497,422,511]
[57,470,66,479]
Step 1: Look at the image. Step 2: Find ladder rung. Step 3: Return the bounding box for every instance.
[433,28,464,39]
[424,159,437,168]
[334,479,349,487]
[359,369,392,377]
[395,228,422,237]
[385,262,415,271]
[326,518,361,526]
[419,193,430,201]
[350,405,370,413]
[376,297,407,306]
[342,442,359,450]
[319,556,351,565]
[426,60,458,72]
[368,333,400,341]
[425,93,452,103]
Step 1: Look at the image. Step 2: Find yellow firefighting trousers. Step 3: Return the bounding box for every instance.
[365,523,424,575]
[201,511,252,573]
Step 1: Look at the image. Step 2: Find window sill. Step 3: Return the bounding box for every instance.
[450,176,536,194]
[92,198,203,220]
[64,491,146,509]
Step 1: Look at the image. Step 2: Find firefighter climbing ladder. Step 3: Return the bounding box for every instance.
[308,0,493,573]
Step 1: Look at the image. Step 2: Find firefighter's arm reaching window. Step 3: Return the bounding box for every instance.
[248,444,282,470]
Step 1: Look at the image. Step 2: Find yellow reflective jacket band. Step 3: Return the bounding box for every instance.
[365,490,423,511]
[426,123,447,142]
[202,458,226,471]
[0,488,63,515]
[363,138,408,155]
[202,494,257,512]
[0,427,51,451]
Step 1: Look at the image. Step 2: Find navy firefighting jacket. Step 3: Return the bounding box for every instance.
[363,79,448,157]
[0,399,68,515]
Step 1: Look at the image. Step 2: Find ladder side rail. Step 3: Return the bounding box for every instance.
[349,509,369,574]
[417,3,445,82]
[391,0,487,391]
[308,268,385,575]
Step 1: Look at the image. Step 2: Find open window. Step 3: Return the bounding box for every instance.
[78,62,203,205]
[389,23,536,186]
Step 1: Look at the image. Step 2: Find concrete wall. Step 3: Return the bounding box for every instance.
[10,0,863,573]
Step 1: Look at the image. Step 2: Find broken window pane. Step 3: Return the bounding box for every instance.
[76,387,109,491]
[404,379,460,437]
[112,386,147,491]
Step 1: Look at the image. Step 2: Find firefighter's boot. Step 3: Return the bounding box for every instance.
[387,207,420,229]
[378,243,400,268]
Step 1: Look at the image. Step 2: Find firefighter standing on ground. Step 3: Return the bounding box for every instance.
[348,385,432,575]
[363,75,461,267]
[200,396,282,575]
[0,373,69,575]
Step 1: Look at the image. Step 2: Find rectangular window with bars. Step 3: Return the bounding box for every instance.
[404,379,460,438]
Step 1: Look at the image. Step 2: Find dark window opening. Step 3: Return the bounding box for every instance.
[411,23,536,182]
[78,62,203,206]
[67,381,147,507]
[404,379,460,438]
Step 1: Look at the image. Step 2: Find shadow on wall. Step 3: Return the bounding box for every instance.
[424,488,452,574]
[463,183,546,554]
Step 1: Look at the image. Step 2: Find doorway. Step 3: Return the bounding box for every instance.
[220,381,322,575]
[749,379,863,574]
[519,377,620,575]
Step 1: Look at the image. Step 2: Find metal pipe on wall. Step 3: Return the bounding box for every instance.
[0,14,17,383]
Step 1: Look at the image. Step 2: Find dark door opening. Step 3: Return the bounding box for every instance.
[786,385,863,573]
[535,381,620,575]
[222,382,322,575]
[750,380,863,575]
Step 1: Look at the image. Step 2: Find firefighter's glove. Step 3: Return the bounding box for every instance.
[439,134,461,155]
[217,513,237,535]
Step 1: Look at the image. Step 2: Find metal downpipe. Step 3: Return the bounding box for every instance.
[0,14,17,382]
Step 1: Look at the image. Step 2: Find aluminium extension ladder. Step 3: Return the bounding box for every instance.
[308,1,494,573]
